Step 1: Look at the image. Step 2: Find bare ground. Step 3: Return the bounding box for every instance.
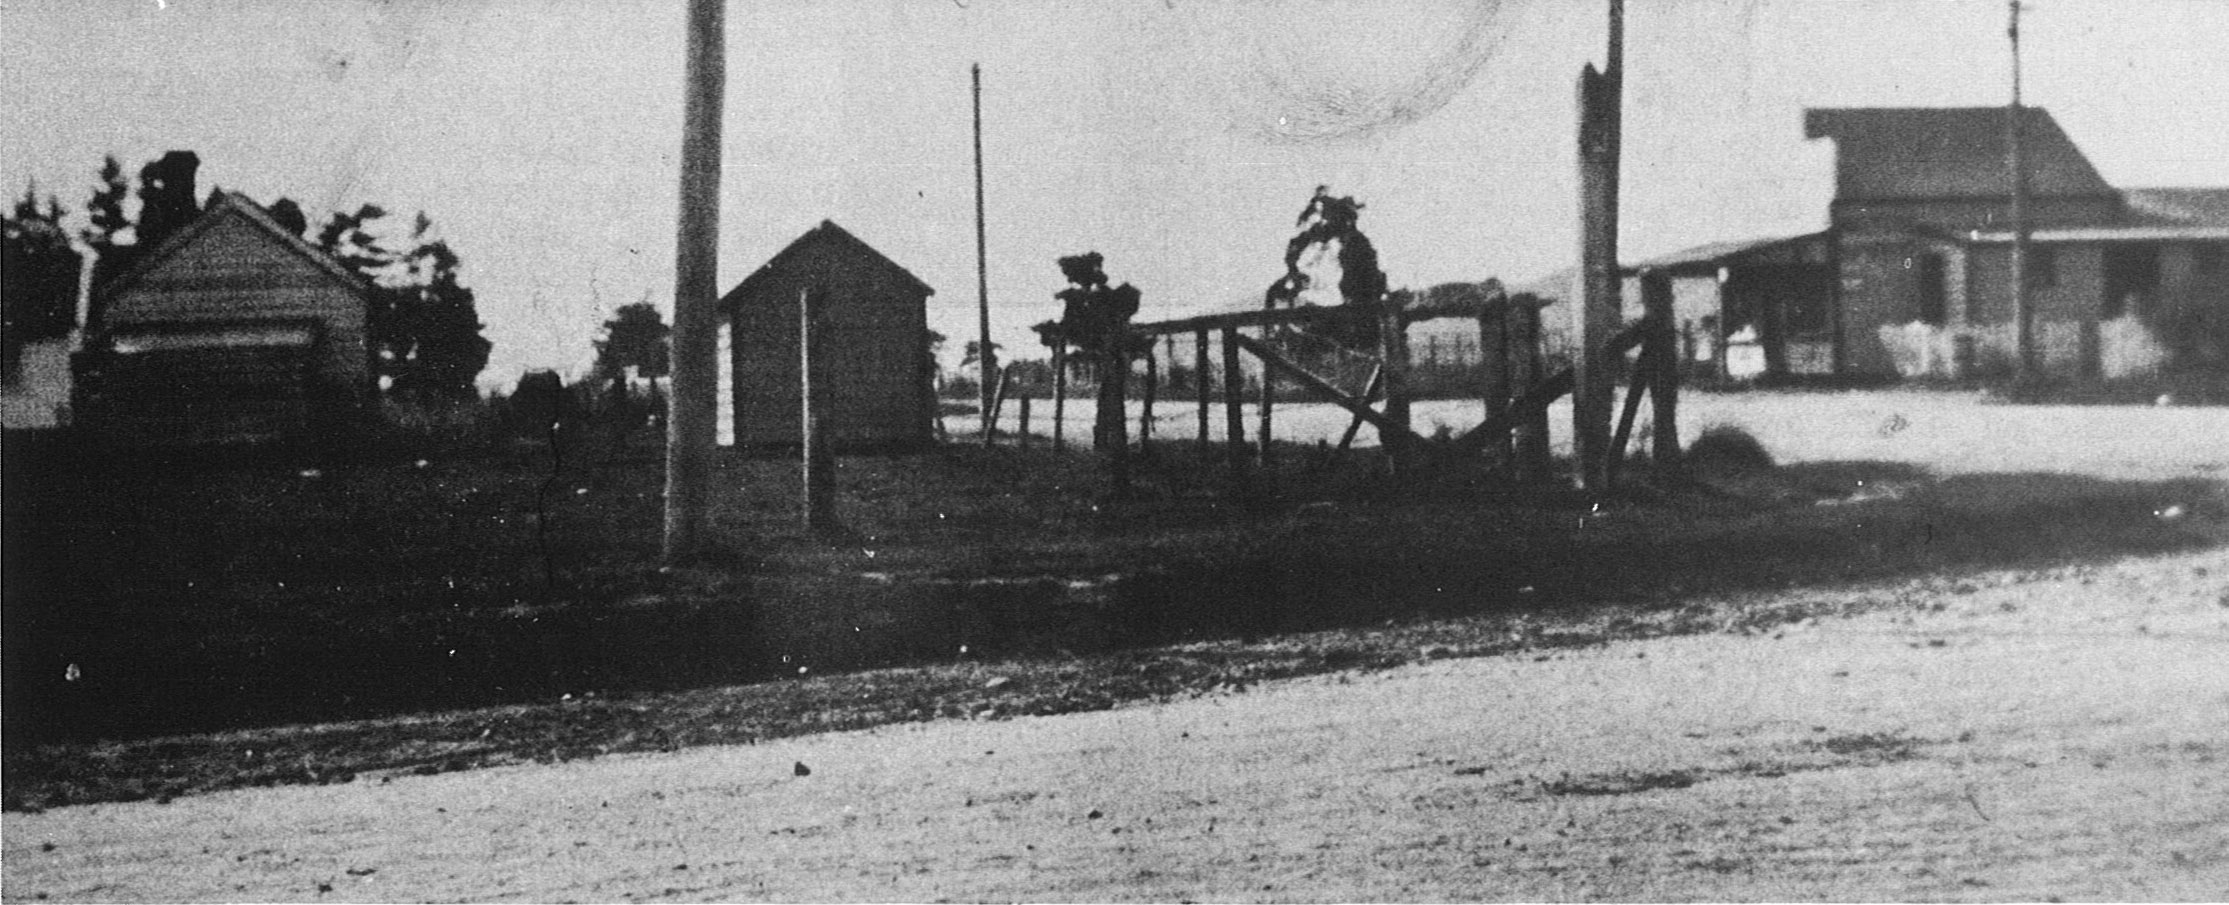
[7,544,2225,902]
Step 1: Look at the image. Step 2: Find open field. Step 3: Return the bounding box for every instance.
[3,388,2228,898]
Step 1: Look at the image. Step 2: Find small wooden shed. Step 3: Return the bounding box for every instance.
[720,220,936,450]
[75,191,375,445]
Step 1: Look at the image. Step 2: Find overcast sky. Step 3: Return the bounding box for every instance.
[6,0,2227,387]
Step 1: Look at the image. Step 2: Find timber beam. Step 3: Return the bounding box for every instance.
[1129,288,1510,338]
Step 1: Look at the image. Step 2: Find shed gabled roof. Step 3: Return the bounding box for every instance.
[96,190,374,306]
[720,220,933,312]
[1804,107,2115,201]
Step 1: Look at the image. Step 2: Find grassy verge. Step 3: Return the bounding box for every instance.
[4,426,2223,810]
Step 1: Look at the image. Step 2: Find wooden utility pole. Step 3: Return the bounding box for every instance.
[973,63,998,443]
[663,0,725,564]
[2007,0,2035,377]
[1572,0,1624,492]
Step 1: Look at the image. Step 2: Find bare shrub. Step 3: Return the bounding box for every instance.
[1685,424,1774,473]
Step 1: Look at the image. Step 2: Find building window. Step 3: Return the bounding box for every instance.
[2103,243,2162,319]
[1914,254,1947,326]
[2023,245,2058,290]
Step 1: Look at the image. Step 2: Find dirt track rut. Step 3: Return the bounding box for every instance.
[6,548,2227,902]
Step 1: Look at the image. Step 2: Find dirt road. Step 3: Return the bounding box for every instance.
[7,545,2225,902]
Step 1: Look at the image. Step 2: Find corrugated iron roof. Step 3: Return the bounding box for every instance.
[1804,107,2115,201]
[1622,232,1829,274]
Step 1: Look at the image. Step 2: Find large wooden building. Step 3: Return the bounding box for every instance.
[1619,108,2229,381]
[74,191,376,445]
[720,220,936,450]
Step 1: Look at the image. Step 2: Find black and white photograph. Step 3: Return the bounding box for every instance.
[4,0,2227,900]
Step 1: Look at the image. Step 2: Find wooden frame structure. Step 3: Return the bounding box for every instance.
[1054,284,1681,493]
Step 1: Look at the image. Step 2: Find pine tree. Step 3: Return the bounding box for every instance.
[593,301,672,382]
[311,206,490,399]
[81,156,133,288]
[3,184,84,373]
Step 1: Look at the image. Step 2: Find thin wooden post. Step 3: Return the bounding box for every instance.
[1644,272,1681,466]
[2078,317,2102,378]
[1018,396,1033,449]
[1257,328,1274,473]
[1479,298,1513,472]
[1101,329,1131,494]
[972,63,997,444]
[801,287,836,536]
[1376,295,1413,476]
[1222,327,1248,488]
[1760,287,1789,379]
[1140,342,1157,454]
[1194,330,1210,453]
[1510,301,1550,482]
[661,0,725,565]
[1051,342,1067,451]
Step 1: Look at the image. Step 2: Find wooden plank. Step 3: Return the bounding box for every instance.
[1130,290,1511,338]
[1194,330,1209,452]
[1228,332,1420,445]
[1221,327,1247,486]
[1256,328,1273,472]
[1051,342,1067,451]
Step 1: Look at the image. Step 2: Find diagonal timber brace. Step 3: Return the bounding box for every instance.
[1227,331,1424,447]
[1448,318,1653,459]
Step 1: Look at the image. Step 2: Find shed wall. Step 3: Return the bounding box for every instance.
[727,253,931,449]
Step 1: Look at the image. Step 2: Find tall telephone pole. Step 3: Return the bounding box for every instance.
[663,0,725,564]
[972,63,997,443]
[1572,0,1624,491]
[2007,0,2035,377]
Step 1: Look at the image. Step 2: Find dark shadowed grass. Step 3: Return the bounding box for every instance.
[3,425,2223,810]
